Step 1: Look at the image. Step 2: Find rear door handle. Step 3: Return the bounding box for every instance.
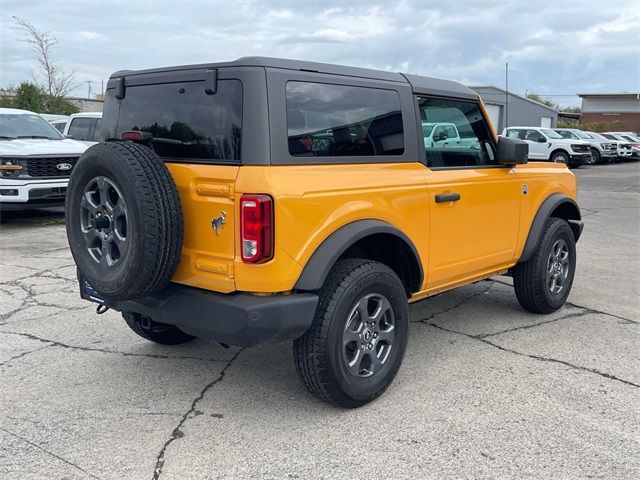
[435,193,461,203]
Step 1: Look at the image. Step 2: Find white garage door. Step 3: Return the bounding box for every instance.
[485,104,502,133]
[540,116,552,128]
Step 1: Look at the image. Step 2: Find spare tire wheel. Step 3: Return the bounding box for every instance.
[65,141,183,301]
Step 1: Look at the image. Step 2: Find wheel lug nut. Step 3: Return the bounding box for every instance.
[373,332,378,339]
[367,343,373,350]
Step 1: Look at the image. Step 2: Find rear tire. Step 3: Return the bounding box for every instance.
[65,142,183,301]
[123,312,196,345]
[590,148,601,165]
[513,217,576,314]
[293,259,409,408]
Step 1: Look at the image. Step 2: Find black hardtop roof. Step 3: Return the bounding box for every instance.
[110,56,478,100]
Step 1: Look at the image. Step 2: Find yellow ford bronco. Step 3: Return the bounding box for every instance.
[65,57,582,407]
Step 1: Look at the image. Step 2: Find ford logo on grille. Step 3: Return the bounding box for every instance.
[56,163,73,171]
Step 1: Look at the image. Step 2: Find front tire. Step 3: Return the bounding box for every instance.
[293,259,409,408]
[513,218,576,314]
[590,148,601,165]
[551,151,569,165]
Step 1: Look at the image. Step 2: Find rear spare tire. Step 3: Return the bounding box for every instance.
[66,142,183,301]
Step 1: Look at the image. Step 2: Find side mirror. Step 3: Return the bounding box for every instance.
[536,137,546,143]
[65,134,74,139]
[497,136,528,166]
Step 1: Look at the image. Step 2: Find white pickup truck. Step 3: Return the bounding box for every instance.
[62,112,103,146]
[0,108,88,212]
[422,122,480,149]
[502,126,591,168]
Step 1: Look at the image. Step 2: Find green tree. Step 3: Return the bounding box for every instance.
[0,95,15,108]
[14,82,46,112]
[45,95,79,115]
[9,81,79,115]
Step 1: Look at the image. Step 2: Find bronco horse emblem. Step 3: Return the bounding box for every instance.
[211,211,227,235]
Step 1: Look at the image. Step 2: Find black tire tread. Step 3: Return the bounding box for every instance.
[293,259,405,407]
[66,142,183,300]
[513,217,574,314]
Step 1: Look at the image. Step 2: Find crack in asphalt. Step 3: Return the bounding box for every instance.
[565,302,639,325]
[0,344,54,367]
[411,279,640,387]
[476,309,592,338]
[424,322,640,388]
[409,281,494,324]
[152,348,244,480]
[0,331,232,364]
[490,278,639,325]
[0,425,103,480]
[408,281,638,388]
[0,270,82,324]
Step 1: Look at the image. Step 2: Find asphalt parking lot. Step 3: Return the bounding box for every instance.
[0,163,638,480]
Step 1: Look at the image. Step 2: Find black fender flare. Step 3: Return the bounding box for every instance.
[519,193,583,263]
[294,219,424,291]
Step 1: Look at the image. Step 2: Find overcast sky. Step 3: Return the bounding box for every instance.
[1,0,638,107]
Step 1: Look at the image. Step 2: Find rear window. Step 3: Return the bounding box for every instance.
[69,117,101,142]
[103,79,242,162]
[286,81,404,157]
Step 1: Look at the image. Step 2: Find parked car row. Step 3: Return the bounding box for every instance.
[502,126,639,167]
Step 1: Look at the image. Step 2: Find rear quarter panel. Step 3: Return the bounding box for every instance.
[234,163,430,292]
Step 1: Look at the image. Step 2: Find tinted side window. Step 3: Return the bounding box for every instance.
[105,80,242,162]
[506,129,525,139]
[286,82,404,157]
[68,118,96,141]
[53,122,66,133]
[525,130,545,141]
[92,118,102,142]
[418,97,496,168]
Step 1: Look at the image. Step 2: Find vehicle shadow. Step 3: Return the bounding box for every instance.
[0,207,65,227]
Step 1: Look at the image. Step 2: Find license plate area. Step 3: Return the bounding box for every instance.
[82,280,106,304]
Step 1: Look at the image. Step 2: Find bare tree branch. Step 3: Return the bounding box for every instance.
[12,16,80,98]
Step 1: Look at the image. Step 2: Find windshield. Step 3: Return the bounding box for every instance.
[0,114,64,140]
[541,128,563,139]
[608,134,626,141]
[421,123,434,137]
[622,134,640,142]
[586,132,605,140]
[574,130,591,139]
[556,130,575,139]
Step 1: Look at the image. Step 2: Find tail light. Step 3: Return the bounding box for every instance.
[240,194,273,263]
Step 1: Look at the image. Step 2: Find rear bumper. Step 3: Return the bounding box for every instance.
[82,281,318,347]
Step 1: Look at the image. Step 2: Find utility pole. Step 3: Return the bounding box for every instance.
[505,62,509,129]
[85,80,94,99]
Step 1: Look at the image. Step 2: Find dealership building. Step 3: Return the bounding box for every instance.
[469,86,558,134]
[578,93,640,132]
